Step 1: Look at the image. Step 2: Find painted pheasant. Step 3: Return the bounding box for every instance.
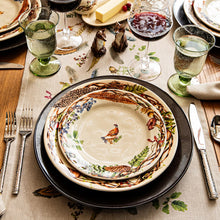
[101,124,119,144]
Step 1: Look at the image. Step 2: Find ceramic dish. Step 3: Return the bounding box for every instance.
[43,77,178,192]
[0,33,26,52]
[57,89,167,180]
[173,0,190,26]
[81,1,133,27]
[193,0,220,31]
[0,0,41,42]
[34,75,193,208]
[183,0,220,38]
[0,0,30,33]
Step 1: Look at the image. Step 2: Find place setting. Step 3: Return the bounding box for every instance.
[32,74,195,208]
[15,0,191,207]
[1,0,220,219]
[17,0,215,206]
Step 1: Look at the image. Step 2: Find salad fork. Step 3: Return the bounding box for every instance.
[13,108,33,195]
[0,112,17,193]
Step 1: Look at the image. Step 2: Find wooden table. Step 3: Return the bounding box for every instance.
[199,57,220,169]
[0,45,27,165]
[0,44,220,171]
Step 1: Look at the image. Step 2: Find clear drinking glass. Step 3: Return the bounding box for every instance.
[168,25,216,97]
[48,0,82,51]
[127,0,173,81]
[19,7,60,77]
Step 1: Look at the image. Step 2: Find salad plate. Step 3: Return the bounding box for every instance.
[0,0,26,33]
[183,0,220,38]
[43,77,178,192]
[57,89,167,180]
[193,0,220,32]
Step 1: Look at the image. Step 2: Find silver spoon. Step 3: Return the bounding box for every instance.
[210,115,220,143]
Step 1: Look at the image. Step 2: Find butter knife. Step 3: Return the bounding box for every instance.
[0,62,24,69]
[189,103,218,200]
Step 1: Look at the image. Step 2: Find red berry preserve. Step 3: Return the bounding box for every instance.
[48,0,82,13]
[128,12,172,41]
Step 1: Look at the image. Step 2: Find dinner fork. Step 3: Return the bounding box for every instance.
[0,112,17,193]
[12,108,33,195]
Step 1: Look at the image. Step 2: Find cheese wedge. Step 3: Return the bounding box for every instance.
[96,0,127,23]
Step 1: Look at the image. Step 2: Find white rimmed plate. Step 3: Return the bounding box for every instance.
[58,89,167,180]
[0,0,31,33]
[193,0,220,32]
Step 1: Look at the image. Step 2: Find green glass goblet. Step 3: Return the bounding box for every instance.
[168,25,215,97]
[19,7,60,77]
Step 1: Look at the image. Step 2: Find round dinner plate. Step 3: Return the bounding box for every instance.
[34,75,193,208]
[0,0,30,33]
[193,0,220,32]
[57,88,167,180]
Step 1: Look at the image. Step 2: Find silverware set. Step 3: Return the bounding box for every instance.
[0,108,33,195]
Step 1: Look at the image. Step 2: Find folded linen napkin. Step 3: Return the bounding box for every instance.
[187,81,220,100]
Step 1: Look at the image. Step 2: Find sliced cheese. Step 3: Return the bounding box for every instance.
[96,0,127,23]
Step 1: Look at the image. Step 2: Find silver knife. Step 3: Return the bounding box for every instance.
[189,103,218,200]
[0,62,24,69]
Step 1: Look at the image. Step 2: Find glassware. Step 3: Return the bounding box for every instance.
[19,7,61,77]
[168,25,215,97]
[127,0,173,81]
[48,0,82,51]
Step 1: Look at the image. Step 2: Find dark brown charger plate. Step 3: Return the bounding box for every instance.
[0,32,26,52]
[33,75,193,209]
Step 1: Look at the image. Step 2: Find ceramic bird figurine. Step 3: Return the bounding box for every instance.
[112,22,128,52]
[91,29,107,57]
[101,124,119,144]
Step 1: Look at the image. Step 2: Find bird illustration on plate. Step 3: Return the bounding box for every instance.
[101,124,121,144]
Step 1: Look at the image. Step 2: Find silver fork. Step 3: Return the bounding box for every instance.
[12,108,33,195]
[0,112,17,193]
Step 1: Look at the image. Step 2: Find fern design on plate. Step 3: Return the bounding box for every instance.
[72,130,84,150]
[128,146,149,167]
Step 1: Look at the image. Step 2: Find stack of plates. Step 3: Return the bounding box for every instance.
[173,0,220,40]
[34,76,193,208]
[0,0,41,52]
[173,0,220,63]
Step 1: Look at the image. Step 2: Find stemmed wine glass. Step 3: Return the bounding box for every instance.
[48,0,82,51]
[127,0,173,81]
[19,7,61,77]
[168,25,215,97]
